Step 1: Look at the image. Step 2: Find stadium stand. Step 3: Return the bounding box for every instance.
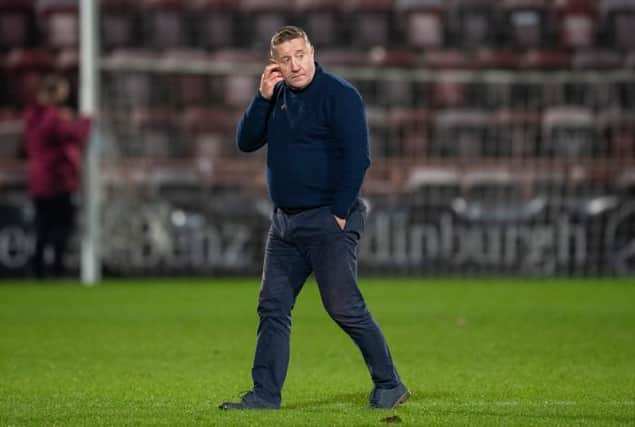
[0,1,634,274]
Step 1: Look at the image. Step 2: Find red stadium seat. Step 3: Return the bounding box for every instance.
[474,49,518,69]
[424,49,474,69]
[555,0,598,49]
[223,73,258,109]
[519,49,569,69]
[0,0,35,49]
[396,0,446,49]
[37,0,78,48]
[368,47,418,67]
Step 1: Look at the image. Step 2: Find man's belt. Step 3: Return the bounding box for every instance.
[280,206,322,215]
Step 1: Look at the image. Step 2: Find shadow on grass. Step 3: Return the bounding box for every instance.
[285,389,451,410]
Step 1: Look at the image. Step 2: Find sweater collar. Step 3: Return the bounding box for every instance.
[286,62,322,94]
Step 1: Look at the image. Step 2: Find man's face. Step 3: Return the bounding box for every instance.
[272,37,315,90]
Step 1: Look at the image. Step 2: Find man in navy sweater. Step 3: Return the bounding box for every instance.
[219,26,409,410]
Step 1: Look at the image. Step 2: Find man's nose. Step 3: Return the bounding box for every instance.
[290,58,301,71]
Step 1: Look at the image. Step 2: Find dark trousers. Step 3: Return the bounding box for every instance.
[252,199,401,405]
[32,192,75,278]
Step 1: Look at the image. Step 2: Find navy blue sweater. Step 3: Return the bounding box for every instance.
[236,63,371,219]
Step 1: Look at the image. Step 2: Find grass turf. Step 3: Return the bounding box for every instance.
[0,278,634,426]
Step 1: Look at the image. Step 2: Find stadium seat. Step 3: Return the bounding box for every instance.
[238,0,291,50]
[0,109,23,160]
[519,49,569,69]
[406,166,460,204]
[161,49,212,107]
[36,0,79,48]
[206,49,262,108]
[489,109,541,158]
[456,169,536,222]
[431,109,489,159]
[616,169,635,198]
[315,48,370,66]
[129,108,184,158]
[555,0,598,49]
[3,48,53,107]
[0,0,35,50]
[542,106,597,159]
[141,0,189,49]
[100,0,140,51]
[375,74,417,107]
[209,48,264,63]
[451,0,497,49]
[572,49,623,69]
[510,54,568,110]
[501,0,549,50]
[597,110,635,160]
[188,0,237,51]
[180,107,240,168]
[342,0,394,49]
[293,0,340,49]
[101,49,159,108]
[368,47,419,67]
[223,73,259,109]
[422,51,472,108]
[474,48,518,70]
[171,72,209,108]
[600,0,635,50]
[395,0,446,49]
[385,108,430,159]
[429,79,467,109]
[424,49,475,70]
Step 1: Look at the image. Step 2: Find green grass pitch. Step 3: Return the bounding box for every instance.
[1,278,634,426]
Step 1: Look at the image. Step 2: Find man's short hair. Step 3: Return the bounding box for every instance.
[270,26,312,58]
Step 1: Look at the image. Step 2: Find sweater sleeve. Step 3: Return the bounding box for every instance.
[330,85,371,218]
[55,115,91,148]
[236,91,274,152]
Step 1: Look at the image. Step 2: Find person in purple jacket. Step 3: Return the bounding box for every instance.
[23,75,91,278]
[219,26,409,411]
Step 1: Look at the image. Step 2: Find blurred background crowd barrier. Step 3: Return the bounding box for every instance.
[1,0,634,276]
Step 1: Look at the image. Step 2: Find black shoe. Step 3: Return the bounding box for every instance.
[369,383,410,409]
[218,391,279,410]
